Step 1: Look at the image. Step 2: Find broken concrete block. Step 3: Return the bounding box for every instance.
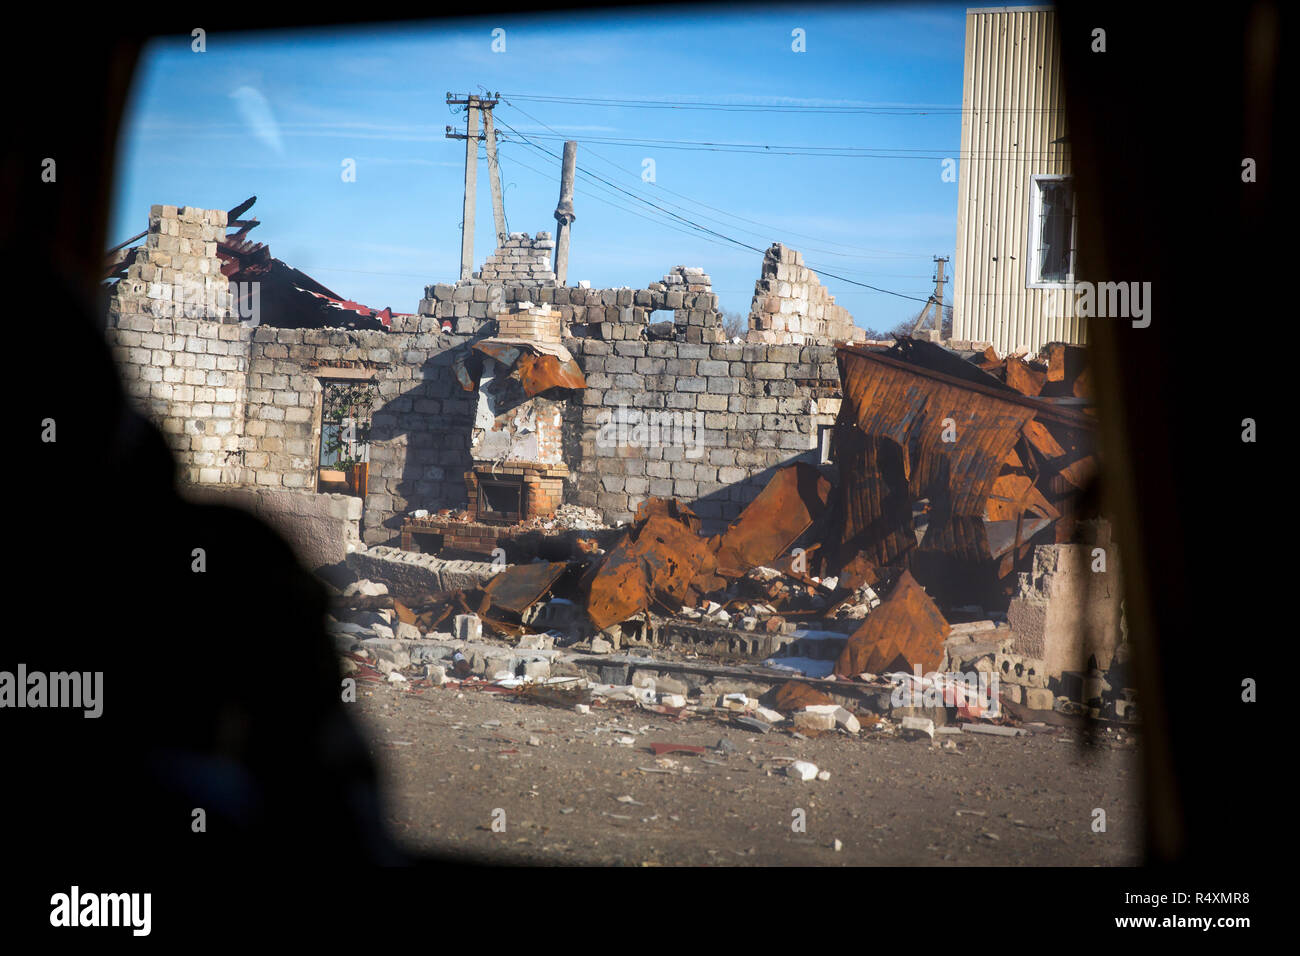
[805,704,861,734]
[660,694,687,708]
[522,659,550,681]
[395,622,421,642]
[787,761,819,781]
[363,640,410,670]
[1111,698,1138,720]
[1007,541,1124,681]
[835,709,861,734]
[344,579,388,598]
[632,673,657,694]
[656,675,689,697]
[960,723,1025,737]
[900,716,936,741]
[793,711,836,732]
[995,652,1047,688]
[454,614,482,642]
[590,637,613,654]
[425,664,447,685]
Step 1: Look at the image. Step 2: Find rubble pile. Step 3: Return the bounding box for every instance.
[342,335,1132,742]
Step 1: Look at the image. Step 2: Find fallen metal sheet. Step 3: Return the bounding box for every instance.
[834,571,950,677]
[1005,357,1047,396]
[767,680,837,713]
[1022,419,1067,461]
[834,346,1038,570]
[473,338,586,396]
[584,505,715,631]
[984,516,1056,559]
[584,465,825,630]
[1057,454,1098,490]
[712,462,832,577]
[481,561,569,616]
[831,422,915,569]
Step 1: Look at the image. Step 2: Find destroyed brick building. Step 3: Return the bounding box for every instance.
[101,182,1125,730]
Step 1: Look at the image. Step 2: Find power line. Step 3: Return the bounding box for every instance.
[492,117,933,306]
[501,131,1070,160]
[500,92,1066,115]
[499,98,933,261]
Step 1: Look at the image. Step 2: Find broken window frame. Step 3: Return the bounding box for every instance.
[1026,174,1077,289]
[318,379,376,471]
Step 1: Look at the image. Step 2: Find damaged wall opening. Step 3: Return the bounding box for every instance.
[477,476,524,524]
[318,378,376,496]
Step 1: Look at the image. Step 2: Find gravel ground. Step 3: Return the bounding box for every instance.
[354,676,1142,866]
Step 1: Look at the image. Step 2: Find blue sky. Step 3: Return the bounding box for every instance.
[113,3,975,330]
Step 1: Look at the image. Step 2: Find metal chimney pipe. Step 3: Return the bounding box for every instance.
[553,140,577,285]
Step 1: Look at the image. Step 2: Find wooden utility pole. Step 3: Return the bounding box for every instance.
[445,92,505,280]
[910,255,950,335]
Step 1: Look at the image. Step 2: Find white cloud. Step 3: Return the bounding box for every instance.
[230,86,284,154]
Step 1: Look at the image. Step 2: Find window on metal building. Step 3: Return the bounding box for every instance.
[1028,175,1077,287]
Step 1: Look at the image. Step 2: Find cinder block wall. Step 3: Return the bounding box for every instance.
[746,243,862,345]
[106,204,251,485]
[566,339,843,529]
[106,209,855,543]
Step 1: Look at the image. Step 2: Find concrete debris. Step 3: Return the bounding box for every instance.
[901,716,936,741]
[792,711,836,733]
[344,579,388,598]
[787,761,819,781]
[454,614,482,642]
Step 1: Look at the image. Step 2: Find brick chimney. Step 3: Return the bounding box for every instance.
[497,301,562,344]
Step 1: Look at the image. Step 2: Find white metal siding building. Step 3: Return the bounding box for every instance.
[952,5,1080,354]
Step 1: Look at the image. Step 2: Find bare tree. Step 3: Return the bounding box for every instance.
[721,310,748,340]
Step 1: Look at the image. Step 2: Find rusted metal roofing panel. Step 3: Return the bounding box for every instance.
[834,571,949,677]
[584,507,714,630]
[473,339,587,396]
[480,560,569,616]
[837,346,1037,519]
[832,422,915,568]
[712,462,831,577]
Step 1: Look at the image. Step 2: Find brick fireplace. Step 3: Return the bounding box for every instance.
[464,463,569,524]
[459,302,584,526]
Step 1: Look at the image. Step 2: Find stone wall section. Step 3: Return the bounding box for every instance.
[565,339,842,528]
[746,243,863,345]
[106,207,852,542]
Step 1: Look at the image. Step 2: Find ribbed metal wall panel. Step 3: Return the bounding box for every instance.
[952,6,1079,355]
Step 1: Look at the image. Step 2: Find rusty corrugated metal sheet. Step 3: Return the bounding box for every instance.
[473,340,587,396]
[481,561,569,616]
[837,345,1040,546]
[584,501,715,630]
[712,462,831,577]
[834,571,949,677]
[583,464,826,630]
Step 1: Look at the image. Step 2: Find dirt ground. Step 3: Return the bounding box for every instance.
[354,677,1142,866]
